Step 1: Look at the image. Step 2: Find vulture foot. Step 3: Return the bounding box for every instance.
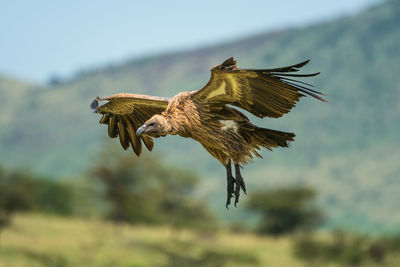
[234,164,247,207]
[235,164,247,194]
[225,161,247,208]
[225,161,236,209]
[226,175,236,209]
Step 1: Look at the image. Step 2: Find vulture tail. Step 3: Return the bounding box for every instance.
[251,127,295,150]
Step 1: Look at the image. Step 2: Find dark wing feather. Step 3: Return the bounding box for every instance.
[191,57,327,118]
[91,93,169,155]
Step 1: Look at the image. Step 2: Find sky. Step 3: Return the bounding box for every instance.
[0,0,381,83]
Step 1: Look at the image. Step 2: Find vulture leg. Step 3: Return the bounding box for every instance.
[234,164,247,207]
[225,159,235,209]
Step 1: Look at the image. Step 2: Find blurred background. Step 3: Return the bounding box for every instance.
[1,0,399,266]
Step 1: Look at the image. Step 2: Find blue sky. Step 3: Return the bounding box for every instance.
[0,0,381,83]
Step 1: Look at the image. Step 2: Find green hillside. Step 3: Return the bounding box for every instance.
[0,76,36,166]
[0,76,35,126]
[0,0,399,232]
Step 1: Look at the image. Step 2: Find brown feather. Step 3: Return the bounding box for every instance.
[191,58,326,118]
[99,113,110,124]
[92,57,326,208]
[142,135,154,151]
[94,93,169,155]
[117,117,130,150]
[124,115,142,156]
[107,116,118,138]
[93,57,325,166]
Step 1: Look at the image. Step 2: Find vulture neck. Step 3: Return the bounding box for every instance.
[162,92,196,138]
[161,112,187,137]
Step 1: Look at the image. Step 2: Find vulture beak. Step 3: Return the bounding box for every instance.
[136,125,147,136]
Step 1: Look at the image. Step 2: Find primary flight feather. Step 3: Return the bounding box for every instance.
[91,57,326,208]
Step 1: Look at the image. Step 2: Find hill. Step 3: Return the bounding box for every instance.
[0,0,399,232]
[0,75,35,129]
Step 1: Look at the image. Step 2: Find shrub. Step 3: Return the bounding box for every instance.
[246,186,323,236]
[294,230,400,265]
[0,165,74,234]
[89,151,217,231]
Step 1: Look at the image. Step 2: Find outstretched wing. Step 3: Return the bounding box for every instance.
[191,57,327,118]
[91,93,169,155]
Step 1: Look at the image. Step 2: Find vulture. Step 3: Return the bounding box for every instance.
[91,57,327,208]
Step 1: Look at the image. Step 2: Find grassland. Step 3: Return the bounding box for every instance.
[0,214,318,267]
[3,214,400,267]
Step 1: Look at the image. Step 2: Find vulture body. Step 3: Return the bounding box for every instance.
[91,57,326,207]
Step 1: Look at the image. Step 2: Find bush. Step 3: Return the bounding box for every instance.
[294,230,400,265]
[0,167,35,230]
[246,186,323,236]
[33,179,74,215]
[148,240,259,267]
[0,165,74,233]
[89,150,217,231]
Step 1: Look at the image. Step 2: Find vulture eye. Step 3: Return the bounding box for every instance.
[148,122,156,127]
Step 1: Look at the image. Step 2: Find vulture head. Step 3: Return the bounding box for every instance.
[136,114,173,137]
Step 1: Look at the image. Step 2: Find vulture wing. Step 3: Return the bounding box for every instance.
[91,93,169,155]
[191,57,327,118]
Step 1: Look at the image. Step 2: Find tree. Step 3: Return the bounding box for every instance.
[0,167,35,233]
[0,165,74,237]
[294,230,400,265]
[89,149,217,230]
[246,186,323,236]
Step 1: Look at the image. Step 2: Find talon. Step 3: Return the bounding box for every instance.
[225,161,248,208]
[233,164,247,205]
[226,176,235,208]
[239,178,247,194]
[234,185,240,207]
[234,176,240,207]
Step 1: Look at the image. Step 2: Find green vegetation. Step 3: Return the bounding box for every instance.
[246,187,323,236]
[0,0,399,232]
[0,166,74,233]
[1,156,399,266]
[294,230,400,266]
[89,151,217,230]
[2,214,399,267]
[0,150,217,234]
[0,214,298,267]
[0,1,398,266]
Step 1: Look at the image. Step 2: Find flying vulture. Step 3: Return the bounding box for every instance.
[91,57,326,208]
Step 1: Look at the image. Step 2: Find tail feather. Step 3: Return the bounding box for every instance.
[240,125,295,150]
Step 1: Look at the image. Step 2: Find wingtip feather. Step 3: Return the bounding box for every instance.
[90,98,99,110]
[295,59,310,69]
[222,57,237,66]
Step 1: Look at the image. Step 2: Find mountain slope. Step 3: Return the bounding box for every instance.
[0,76,36,164]
[0,0,399,232]
[0,75,35,123]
